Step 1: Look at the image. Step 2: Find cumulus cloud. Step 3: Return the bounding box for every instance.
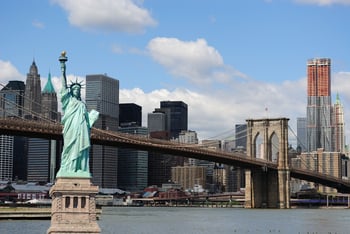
[52,0,157,33]
[147,37,248,85]
[119,77,308,143]
[3,58,350,147]
[119,71,350,146]
[0,60,25,84]
[294,0,350,5]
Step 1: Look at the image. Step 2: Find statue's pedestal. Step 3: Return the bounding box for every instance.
[47,177,101,234]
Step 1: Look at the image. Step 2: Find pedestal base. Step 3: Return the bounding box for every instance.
[47,178,101,234]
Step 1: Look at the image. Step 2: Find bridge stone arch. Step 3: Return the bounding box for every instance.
[245,118,290,208]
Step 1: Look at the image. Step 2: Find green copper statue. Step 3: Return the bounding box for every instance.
[56,51,99,178]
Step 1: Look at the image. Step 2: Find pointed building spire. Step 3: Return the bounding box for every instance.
[29,58,38,75]
[335,92,341,105]
[43,72,56,93]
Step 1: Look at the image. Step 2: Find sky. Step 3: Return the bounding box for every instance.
[1,0,350,146]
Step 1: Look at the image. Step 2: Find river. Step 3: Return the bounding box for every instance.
[0,207,349,234]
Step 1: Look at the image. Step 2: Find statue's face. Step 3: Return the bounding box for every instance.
[71,85,81,98]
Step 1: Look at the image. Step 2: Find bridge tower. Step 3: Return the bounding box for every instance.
[244,118,290,208]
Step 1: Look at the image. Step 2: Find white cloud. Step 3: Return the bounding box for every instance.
[119,77,308,143]
[3,59,350,148]
[119,71,350,147]
[0,60,25,84]
[147,37,248,85]
[294,0,350,5]
[52,0,157,33]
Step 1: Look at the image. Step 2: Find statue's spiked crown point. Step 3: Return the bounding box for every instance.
[69,78,85,89]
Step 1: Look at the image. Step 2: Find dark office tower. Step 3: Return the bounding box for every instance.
[147,101,187,185]
[297,117,307,153]
[0,81,26,181]
[232,123,247,191]
[147,109,170,186]
[27,73,61,183]
[235,124,247,150]
[86,74,119,189]
[306,58,333,152]
[119,103,142,127]
[160,101,188,139]
[24,60,41,119]
[118,126,148,192]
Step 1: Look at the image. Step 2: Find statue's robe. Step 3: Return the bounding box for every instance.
[56,87,93,178]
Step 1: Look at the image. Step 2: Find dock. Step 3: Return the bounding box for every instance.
[0,207,51,219]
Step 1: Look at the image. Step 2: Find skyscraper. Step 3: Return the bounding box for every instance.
[119,103,142,127]
[333,94,345,153]
[235,124,247,150]
[297,117,307,153]
[86,74,119,188]
[0,81,25,181]
[41,72,58,121]
[160,101,188,139]
[23,60,41,119]
[117,126,148,192]
[147,102,188,187]
[27,72,60,183]
[306,58,333,152]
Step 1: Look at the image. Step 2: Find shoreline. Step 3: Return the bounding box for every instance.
[0,206,102,220]
[0,204,348,220]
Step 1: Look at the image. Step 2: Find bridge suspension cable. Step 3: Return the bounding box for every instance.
[0,82,61,124]
[1,79,332,173]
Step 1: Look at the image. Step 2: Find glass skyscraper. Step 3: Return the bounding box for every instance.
[27,71,60,183]
[0,81,25,181]
[306,58,333,152]
[297,117,307,153]
[86,74,119,189]
[118,126,148,192]
[160,101,188,139]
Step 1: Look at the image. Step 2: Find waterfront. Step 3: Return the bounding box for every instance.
[0,207,349,234]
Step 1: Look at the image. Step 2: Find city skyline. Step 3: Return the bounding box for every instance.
[1,1,350,144]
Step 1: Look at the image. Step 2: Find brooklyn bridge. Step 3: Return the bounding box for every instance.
[0,117,349,208]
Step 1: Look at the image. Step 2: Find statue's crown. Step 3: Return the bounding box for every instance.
[69,78,84,89]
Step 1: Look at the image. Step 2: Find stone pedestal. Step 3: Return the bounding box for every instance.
[47,178,101,234]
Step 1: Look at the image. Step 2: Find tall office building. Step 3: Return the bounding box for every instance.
[27,73,60,183]
[147,109,170,186]
[119,103,141,127]
[160,101,188,139]
[333,94,345,153]
[117,126,148,192]
[297,117,307,153]
[0,81,25,181]
[41,73,58,121]
[235,124,247,150]
[148,109,169,135]
[306,58,333,152]
[86,74,119,188]
[23,60,41,119]
[147,102,188,187]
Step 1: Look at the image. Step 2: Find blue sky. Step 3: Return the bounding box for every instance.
[1,0,350,144]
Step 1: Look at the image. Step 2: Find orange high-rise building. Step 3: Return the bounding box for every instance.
[306,58,333,152]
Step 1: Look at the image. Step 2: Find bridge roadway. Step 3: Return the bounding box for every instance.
[0,118,349,193]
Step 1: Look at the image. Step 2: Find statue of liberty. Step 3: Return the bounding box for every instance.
[56,51,99,178]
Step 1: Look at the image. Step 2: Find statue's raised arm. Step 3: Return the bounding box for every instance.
[59,51,68,89]
[56,51,99,178]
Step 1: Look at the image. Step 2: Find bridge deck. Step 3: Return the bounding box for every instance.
[0,118,349,193]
